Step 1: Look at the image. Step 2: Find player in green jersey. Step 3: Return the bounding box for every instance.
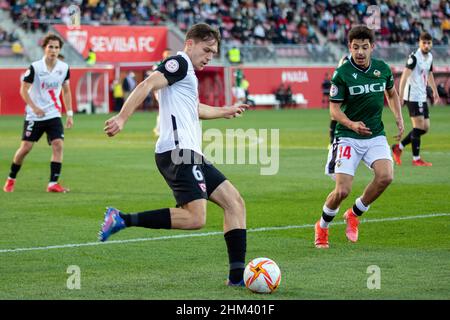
[314,25,404,248]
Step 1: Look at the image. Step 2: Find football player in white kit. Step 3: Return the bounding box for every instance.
[100,24,249,286]
[3,34,73,193]
[392,32,440,167]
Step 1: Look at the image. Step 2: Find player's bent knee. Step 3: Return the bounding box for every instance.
[335,186,351,200]
[187,209,206,229]
[377,175,393,188]
[52,140,64,151]
[189,214,206,229]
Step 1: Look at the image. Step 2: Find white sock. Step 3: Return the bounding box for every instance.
[354,197,370,216]
[48,182,57,187]
[413,156,421,161]
[320,205,339,229]
[399,143,404,150]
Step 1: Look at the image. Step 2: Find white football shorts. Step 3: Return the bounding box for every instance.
[325,135,393,178]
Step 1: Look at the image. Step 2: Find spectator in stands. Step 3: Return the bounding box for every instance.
[0,27,7,43]
[232,85,246,104]
[86,48,96,66]
[122,71,136,101]
[112,78,124,112]
[284,85,294,107]
[240,76,255,107]
[3,0,448,62]
[11,41,23,55]
[322,72,332,108]
[275,83,288,109]
[228,45,241,65]
[234,68,243,88]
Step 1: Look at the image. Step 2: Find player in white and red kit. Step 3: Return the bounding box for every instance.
[392,32,440,167]
[3,34,73,193]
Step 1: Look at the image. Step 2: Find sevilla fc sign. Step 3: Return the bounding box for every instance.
[53,25,168,63]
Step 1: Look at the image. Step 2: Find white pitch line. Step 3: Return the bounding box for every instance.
[1,213,449,254]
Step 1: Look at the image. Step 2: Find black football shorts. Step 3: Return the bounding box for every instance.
[155,149,227,207]
[22,117,64,145]
[406,101,429,119]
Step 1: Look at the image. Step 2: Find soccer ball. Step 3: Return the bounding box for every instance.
[243,257,281,294]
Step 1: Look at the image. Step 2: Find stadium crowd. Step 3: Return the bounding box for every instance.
[1,0,448,47]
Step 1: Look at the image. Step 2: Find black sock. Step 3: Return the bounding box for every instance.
[9,163,21,179]
[322,212,335,222]
[411,128,426,157]
[119,208,171,229]
[352,204,364,216]
[50,162,62,182]
[224,229,247,283]
[401,130,413,147]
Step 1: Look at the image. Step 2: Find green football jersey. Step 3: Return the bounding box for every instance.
[329,58,394,139]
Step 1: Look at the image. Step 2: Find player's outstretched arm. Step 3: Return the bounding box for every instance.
[330,101,372,136]
[62,81,73,129]
[198,103,248,120]
[104,72,168,137]
[385,87,404,141]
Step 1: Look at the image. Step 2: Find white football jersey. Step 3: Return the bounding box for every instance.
[23,57,70,121]
[155,51,203,156]
[403,49,433,103]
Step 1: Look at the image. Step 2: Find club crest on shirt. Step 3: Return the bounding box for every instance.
[165,59,179,73]
[373,69,381,77]
[330,84,338,97]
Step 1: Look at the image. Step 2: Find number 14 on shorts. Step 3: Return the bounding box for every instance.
[339,146,352,159]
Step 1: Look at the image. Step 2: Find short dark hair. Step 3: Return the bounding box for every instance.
[186,23,221,46]
[42,33,64,49]
[419,32,432,41]
[348,25,375,44]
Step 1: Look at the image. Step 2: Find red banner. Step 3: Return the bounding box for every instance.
[53,25,168,63]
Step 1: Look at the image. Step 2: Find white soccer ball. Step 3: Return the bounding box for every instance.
[243,257,281,294]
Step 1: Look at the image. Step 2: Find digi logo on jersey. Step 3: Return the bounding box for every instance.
[348,82,386,95]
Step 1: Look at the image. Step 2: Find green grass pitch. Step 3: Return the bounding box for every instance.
[1,106,450,300]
